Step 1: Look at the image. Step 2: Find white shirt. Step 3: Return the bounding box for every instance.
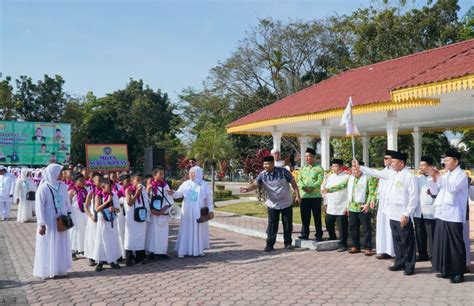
[427,166,468,223]
[324,172,349,215]
[361,166,419,221]
[0,174,15,202]
[417,174,435,219]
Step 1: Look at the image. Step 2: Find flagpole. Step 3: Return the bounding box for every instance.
[351,135,355,161]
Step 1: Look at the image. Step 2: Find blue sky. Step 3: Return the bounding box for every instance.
[1,0,472,101]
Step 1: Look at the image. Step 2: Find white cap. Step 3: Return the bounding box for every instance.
[0,165,6,171]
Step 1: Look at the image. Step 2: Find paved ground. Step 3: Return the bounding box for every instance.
[1,206,474,305]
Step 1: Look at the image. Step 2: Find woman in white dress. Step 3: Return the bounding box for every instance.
[124,173,150,266]
[146,166,173,260]
[33,163,73,279]
[92,178,121,271]
[171,166,213,258]
[115,174,130,261]
[68,173,88,258]
[15,168,36,222]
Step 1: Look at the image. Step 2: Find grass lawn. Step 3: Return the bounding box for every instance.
[215,201,317,226]
[214,195,240,202]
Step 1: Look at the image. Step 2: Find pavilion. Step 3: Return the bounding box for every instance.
[226,38,474,171]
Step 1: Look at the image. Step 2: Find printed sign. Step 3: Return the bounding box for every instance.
[86,144,129,172]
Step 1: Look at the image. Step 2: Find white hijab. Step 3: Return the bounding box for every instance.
[41,163,63,189]
[20,168,28,181]
[190,166,204,184]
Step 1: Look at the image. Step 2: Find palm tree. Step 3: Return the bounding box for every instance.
[190,125,236,199]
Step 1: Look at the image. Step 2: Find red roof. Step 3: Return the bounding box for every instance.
[228,38,474,128]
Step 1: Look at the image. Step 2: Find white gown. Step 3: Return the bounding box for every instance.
[69,191,88,253]
[375,168,395,256]
[33,167,73,279]
[174,177,213,257]
[14,177,35,222]
[83,194,98,259]
[93,193,122,263]
[117,196,127,259]
[146,184,173,255]
[124,187,150,251]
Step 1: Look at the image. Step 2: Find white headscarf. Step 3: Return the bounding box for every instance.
[41,163,63,189]
[190,166,204,184]
[20,167,28,181]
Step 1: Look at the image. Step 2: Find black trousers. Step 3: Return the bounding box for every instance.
[414,215,436,260]
[349,211,372,249]
[432,219,466,276]
[267,206,293,247]
[300,197,322,239]
[326,213,348,247]
[390,219,416,273]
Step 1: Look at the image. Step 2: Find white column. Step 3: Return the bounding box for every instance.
[298,135,311,168]
[412,126,423,171]
[361,132,370,166]
[320,121,331,170]
[386,110,399,151]
[271,131,283,152]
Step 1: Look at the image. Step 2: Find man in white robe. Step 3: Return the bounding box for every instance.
[427,149,468,284]
[374,150,396,260]
[33,163,73,279]
[0,165,15,221]
[355,151,420,275]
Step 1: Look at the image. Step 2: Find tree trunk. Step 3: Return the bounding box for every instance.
[211,163,215,204]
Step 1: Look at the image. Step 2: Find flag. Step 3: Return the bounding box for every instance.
[339,96,359,136]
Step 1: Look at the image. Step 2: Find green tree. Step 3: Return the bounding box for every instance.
[15,74,68,122]
[0,76,16,120]
[190,125,236,197]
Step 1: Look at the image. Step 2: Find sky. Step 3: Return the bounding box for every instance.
[1,0,473,102]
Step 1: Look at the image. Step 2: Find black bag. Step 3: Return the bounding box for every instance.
[48,186,74,231]
[133,192,147,222]
[150,186,171,215]
[197,207,213,223]
[26,191,36,201]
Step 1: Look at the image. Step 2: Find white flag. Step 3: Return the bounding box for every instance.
[339,97,359,136]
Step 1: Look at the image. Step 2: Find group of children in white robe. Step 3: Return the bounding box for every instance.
[65,165,213,273]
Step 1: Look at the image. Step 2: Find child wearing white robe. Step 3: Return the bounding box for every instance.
[124,174,150,265]
[33,164,73,279]
[15,168,36,222]
[83,172,103,266]
[146,167,172,260]
[68,173,88,258]
[116,174,130,260]
[172,166,213,258]
[92,179,121,272]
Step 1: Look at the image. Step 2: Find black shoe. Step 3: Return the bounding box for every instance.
[88,259,97,267]
[337,247,347,252]
[157,254,170,260]
[72,253,77,261]
[404,270,415,276]
[315,238,324,242]
[436,273,449,279]
[138,259,147,265]
[284,244,294,250]
[110,263,121,269]
[148,254,156,261]
[264,246,274,252]
[117,257,123,263]
[376,253,392,260]
[95,264,104,272]
[298,235,309,240]
[126,261,134,267]
[450,274,464,284]
[388,265,403,272]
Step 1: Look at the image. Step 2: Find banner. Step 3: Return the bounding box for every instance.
[0,121,71,165]
[86,144,130,172]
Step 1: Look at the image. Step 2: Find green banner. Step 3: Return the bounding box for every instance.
[0,121,71,166]
[86,144,129,172]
